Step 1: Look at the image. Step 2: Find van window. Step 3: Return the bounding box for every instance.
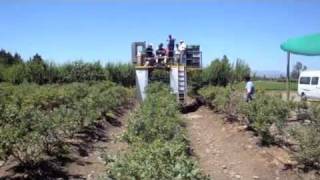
[300,77,311,84]
[312,77,319,85]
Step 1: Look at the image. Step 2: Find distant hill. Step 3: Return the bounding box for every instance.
[253,70,285,78]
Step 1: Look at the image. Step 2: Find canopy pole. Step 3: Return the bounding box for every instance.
[286,52,291,101]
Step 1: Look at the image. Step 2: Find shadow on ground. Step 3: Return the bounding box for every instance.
[0,108,126,180]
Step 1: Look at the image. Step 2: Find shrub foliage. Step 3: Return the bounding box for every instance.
[0,49,135,86]
[199,86,290,145]
[0,82,133,166]
[107,83,208,179]
[290,104,320,168]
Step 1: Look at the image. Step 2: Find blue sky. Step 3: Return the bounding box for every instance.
[0,0,319,72]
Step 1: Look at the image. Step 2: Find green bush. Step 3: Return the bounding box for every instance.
[0,82,133,166]
[239,93,290,145]
[105,63,135,87]
[124,83,182,143]
[149,69,170,84]
[187,69,206,96]
[59,61,107,83]
[0,49,136,85]
[108,83,207,179]
[290,104,320,168]
[1,63,28,84]
[108,139,205,180]
[198,86,242,115]
[25,54,48,84]
[203,56,232,86]
[199,86,290,145]
[231,59,250,83]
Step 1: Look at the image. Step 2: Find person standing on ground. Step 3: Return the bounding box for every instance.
[245,75,255,102]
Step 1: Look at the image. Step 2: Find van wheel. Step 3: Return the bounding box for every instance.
[301,92,307,101]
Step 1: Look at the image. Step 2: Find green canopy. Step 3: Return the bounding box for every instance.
[281,33,320,56]
[280,33,320,100]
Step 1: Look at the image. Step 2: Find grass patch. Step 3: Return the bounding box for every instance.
[234,80,297,91]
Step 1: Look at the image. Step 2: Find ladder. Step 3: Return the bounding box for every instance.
[177,65,186,103]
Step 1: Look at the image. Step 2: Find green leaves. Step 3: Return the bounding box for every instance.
[108,83,208,180]
[0,82,132,166]
[199,85,290,145]
[290,104,320,168]
[240,93,289,144]
[109,139,205,180]
[0,49,135,86]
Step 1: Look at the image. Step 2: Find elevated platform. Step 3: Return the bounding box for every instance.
[132,41,202,104]
[134,65,201,70]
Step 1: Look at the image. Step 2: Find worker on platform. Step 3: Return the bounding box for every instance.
[137,51,142,66]
[156,43,166,65]
[145,44,155,66]
[167,35,175,63]
[177,40,187,64]
[245,75,255,102]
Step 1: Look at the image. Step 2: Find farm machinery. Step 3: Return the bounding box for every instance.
[132,41,202,103]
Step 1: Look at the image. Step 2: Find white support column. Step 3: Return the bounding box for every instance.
[170,66,179,94]
[136,68,148,101]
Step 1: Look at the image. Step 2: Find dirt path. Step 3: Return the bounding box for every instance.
[65,107,132,179]
[184,106,302,180]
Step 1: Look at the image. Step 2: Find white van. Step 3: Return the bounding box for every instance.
[298,71,320,99]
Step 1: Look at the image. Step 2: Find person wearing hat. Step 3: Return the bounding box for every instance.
[177,40,186,64]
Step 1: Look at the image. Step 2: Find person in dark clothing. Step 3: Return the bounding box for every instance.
[145,44,154,57]
[167,35,175,63]
[145,44,155,66]
[156,43,166,65]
